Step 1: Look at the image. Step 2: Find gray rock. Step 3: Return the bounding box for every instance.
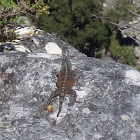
[17,16,32,27]
[0,32,140,140]
[134,46,140,58]
[119,17,140,45]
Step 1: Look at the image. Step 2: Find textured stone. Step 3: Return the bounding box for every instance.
[119,17,140,45]
[17,16,32,27]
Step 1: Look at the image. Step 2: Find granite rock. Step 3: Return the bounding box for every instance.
[119,17,140,46]
[0,32,140,140]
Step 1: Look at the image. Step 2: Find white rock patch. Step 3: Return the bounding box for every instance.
[125,70,140,86]
[15,44,31,52]
[14,27,34,38]
[94,133,103,139]
[121,114,129,121]
[45,42,62,55]
[76,90,88,98]
[82,107,91,114]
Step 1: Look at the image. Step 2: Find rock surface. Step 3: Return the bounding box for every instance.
[119,16,140,58]
[0,32,140,140]
[119,17,140,45]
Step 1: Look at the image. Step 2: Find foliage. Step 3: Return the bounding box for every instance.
[111,0,134,20]
[38,0,109,56]
[105,0,135,31]
[110,35,136,66]
[137,67,140,72]
[0,0,49,42]
[0,0,17,41]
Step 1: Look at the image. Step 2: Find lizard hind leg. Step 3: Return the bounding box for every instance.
[57,94,65,117]
[41,89,60,112]
[47,88,61,105]
[67,88,80,103]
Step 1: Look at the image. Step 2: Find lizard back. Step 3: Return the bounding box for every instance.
[56,59,75,88]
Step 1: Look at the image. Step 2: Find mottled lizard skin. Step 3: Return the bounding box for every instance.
[42,58,79,117]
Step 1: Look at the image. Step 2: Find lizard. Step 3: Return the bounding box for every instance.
[41,58,79,117]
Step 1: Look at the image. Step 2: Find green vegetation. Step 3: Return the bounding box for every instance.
[0,0,49,42]
[110,35,136,66]
[0,0,18,41]
[137,67,140,72]
[106,0,135,20]
[38,0,109,57]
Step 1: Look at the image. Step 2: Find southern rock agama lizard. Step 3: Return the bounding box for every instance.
[42,58,79,117]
